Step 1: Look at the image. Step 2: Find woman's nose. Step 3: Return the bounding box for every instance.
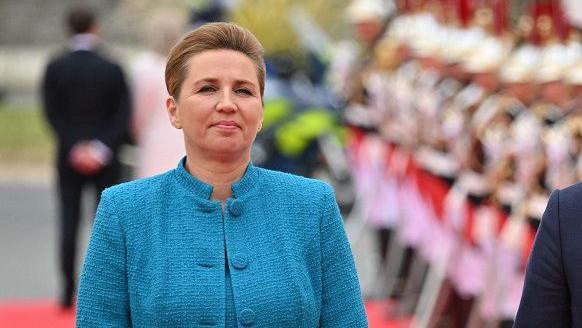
[216,91,237,112]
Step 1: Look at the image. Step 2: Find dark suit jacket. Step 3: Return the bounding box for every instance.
[515,183,582,327]
[41,48,130,160]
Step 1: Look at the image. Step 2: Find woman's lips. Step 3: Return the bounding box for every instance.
[212,120,240,130]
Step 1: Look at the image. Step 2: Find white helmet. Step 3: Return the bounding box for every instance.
[500,45,541,84]
[462,36,508,73]
[536,42,580,83]
[345,0,394,23]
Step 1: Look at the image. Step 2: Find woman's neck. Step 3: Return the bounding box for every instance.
[185,153,249,203]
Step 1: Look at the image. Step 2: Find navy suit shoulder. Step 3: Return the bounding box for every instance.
[515,182,582,327]
[46,50,125,89]
[559,182,582,216]
[49,48,118,67]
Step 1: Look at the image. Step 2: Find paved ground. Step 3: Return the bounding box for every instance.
[0,179,92,299]
[0,171,381,301]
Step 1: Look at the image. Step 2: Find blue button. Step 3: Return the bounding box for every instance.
[239,308,255,326]
[231,254,249,270]
[229,200,243,216]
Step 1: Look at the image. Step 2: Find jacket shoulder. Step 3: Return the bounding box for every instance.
[48,49,122,70]
[555,182,582,219]
[559,182,582,202]
[91,52,124,72]
[101,170,174,207]
[256,167,332,197]
[45,50,70,69]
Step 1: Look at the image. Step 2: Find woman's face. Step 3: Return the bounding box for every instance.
[167,49,263,161]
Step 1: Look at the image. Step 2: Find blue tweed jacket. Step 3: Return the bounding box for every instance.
[76,158,368,327]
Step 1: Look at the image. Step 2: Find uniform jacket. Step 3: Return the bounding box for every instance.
[76,158,368,327]
[515,182,582,327]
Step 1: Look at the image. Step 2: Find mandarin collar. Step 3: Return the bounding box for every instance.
[173,157,258,199]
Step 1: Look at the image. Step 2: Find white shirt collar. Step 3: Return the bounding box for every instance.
[69,33,100,52]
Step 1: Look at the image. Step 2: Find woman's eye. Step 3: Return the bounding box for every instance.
[199,85,216,93]
[236,88,253,96]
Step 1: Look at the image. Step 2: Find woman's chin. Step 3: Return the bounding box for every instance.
[204,142,248,159]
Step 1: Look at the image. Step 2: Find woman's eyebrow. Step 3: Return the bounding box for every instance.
[192,78,256,87]
[193,78,219,85]
[234,79,256,85]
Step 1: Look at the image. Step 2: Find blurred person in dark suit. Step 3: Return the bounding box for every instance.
[41,5,130,309]
[514,182,582,327]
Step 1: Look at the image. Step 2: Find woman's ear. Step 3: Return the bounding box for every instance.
[258,104,264,132]
[166,96,182,129]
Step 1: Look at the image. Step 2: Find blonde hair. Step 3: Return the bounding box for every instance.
[165,22,265,98]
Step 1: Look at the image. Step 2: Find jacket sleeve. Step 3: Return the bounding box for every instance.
[96,64,132,149]
[319,184,368,327]
[514,190,571,327]
[41,61,76,150]
[76,190,131,327]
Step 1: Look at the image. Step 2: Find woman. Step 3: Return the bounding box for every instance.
[76,22,368,327]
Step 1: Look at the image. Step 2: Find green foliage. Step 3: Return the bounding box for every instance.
[0,105,54,164]
[231,0,350,56]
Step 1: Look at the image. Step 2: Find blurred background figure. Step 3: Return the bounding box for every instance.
[130,9,185,178]
[329,0,394,129]
[188,0,230,29]
[328,0,398,300]
[41,5,130,309]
